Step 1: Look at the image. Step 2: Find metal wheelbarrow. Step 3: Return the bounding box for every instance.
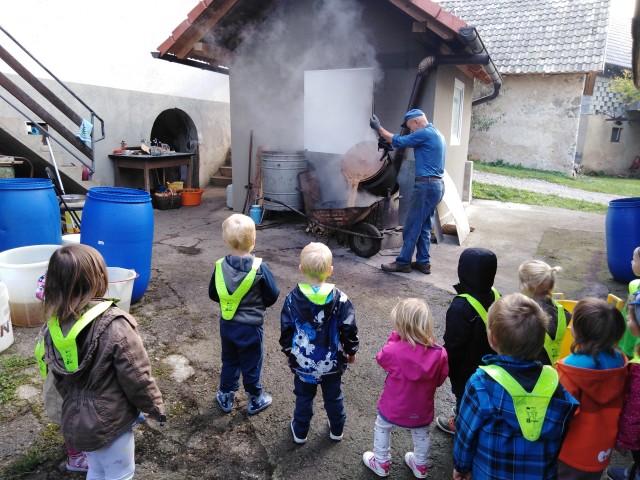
[262,196,383,258]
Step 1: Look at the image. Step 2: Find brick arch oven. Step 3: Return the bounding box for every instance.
[150,109,199,187]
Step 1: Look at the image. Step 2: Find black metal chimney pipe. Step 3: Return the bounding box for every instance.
[392,27,503,171]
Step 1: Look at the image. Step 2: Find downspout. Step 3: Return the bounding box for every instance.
[392,27,502,170]
[392,56,436,172]
[459,27,503,106]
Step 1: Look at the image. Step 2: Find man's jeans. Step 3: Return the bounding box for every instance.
[396,180,445,266]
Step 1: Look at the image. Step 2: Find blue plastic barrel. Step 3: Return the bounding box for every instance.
[81,187,153,304]
[0,178,62,252]
[606,197,640,283]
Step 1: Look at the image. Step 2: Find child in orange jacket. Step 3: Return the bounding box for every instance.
[556,297,627,479]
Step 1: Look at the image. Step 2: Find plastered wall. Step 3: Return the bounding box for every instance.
[469,73,583,173]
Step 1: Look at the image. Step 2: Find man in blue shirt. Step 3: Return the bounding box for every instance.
[370,109,446,274]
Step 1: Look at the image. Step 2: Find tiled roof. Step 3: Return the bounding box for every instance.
[605,0,633,68]
[155,0,497,82]
[435,0,611,74]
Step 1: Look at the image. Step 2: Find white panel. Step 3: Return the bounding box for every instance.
[304,68,375,154]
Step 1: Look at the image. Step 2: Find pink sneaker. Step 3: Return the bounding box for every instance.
[404,452,427,478]
[363,451,390,477]
[66,452,88,472]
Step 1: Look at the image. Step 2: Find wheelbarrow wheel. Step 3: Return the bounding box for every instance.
[348,222,382,258]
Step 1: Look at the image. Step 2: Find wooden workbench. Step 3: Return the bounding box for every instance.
[108,152,193,192]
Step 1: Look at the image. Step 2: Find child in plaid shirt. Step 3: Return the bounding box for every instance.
[453,293,578,480]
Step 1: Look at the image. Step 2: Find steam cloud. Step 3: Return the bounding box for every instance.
[229,0,384,208]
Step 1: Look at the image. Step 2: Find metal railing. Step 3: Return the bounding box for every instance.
[0,24,105,178]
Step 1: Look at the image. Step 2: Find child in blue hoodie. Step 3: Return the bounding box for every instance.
[279,242,359,444]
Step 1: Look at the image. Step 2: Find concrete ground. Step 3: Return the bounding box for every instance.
[2,185,628,479]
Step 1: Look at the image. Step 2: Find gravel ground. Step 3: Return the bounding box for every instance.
[473,171,623,205]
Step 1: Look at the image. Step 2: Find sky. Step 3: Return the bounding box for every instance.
[0,0,230,102]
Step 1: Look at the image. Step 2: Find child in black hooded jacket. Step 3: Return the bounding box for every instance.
[436,247,499,435]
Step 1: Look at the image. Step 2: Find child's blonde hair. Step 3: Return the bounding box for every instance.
[518,259,562,298]
[571,297,625,361]
[222,214,256,251]
[300,242,332,281]
[43,244,109,324]
[487,293,549,360]
[391,298,435,348]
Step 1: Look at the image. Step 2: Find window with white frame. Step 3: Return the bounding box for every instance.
[451,79,464,145]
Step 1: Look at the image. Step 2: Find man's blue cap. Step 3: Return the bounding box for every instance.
[401,109,424,129]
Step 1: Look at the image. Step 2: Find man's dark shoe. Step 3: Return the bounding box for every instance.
[411,262,431,274]
[381,262,411,273]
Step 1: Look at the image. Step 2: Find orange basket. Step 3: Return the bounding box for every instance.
[179,188,204,206]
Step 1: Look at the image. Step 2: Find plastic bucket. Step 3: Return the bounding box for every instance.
[60,194,85,234]
[0,282,14,352]
[106,267,137,313]
[179,188,204,206]
[606,197,640,282]
[81,187,153,304]
[0,178,62,252]
[262,151,307,211]
[0,244,61,327]
[61,234,81,245]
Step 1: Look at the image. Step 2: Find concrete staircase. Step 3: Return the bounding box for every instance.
[0,116,100,193]
[210,165,232,187]
[210,147,232,187]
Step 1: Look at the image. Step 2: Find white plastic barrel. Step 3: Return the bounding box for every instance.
[0,244,60,327]
[106,267,137,313]
[0,282,14,352]
[226,184,233,209]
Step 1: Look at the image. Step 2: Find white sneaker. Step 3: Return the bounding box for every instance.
[290,419,307,445]
[404,452,427,479]
[363,451,390,477]
[328,420,343,441]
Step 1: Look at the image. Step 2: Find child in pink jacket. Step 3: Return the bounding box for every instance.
[363,298,449,478]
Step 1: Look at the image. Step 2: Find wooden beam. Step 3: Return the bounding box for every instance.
[583,72,597,96]
[413,21,455,41]
[173,0,239,59]
[191,42,233,64]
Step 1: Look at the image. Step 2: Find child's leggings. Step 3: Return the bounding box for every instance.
[372,414,430,466]
[85,429,135,480]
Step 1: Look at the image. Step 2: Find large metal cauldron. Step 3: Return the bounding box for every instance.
[341,141,397,197]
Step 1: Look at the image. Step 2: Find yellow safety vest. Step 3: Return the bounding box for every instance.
[457,287,501,325]
[479,364,558,441]
[38,301,113,374]
[543,301,566,364]
[34,334,47,379]
[630,355,640,364]
[298,283,334,304]
[629,279,640,295]
[215,257,262,320]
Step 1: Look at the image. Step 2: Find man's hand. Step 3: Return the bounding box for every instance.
[370,114,381,132]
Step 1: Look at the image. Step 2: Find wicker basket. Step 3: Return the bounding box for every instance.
[153,193,181,210]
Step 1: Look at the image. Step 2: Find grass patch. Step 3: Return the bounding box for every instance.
[0,355,36,404]
[473,182,607,214]
[475,161,640,197]
[1,423,64,478]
